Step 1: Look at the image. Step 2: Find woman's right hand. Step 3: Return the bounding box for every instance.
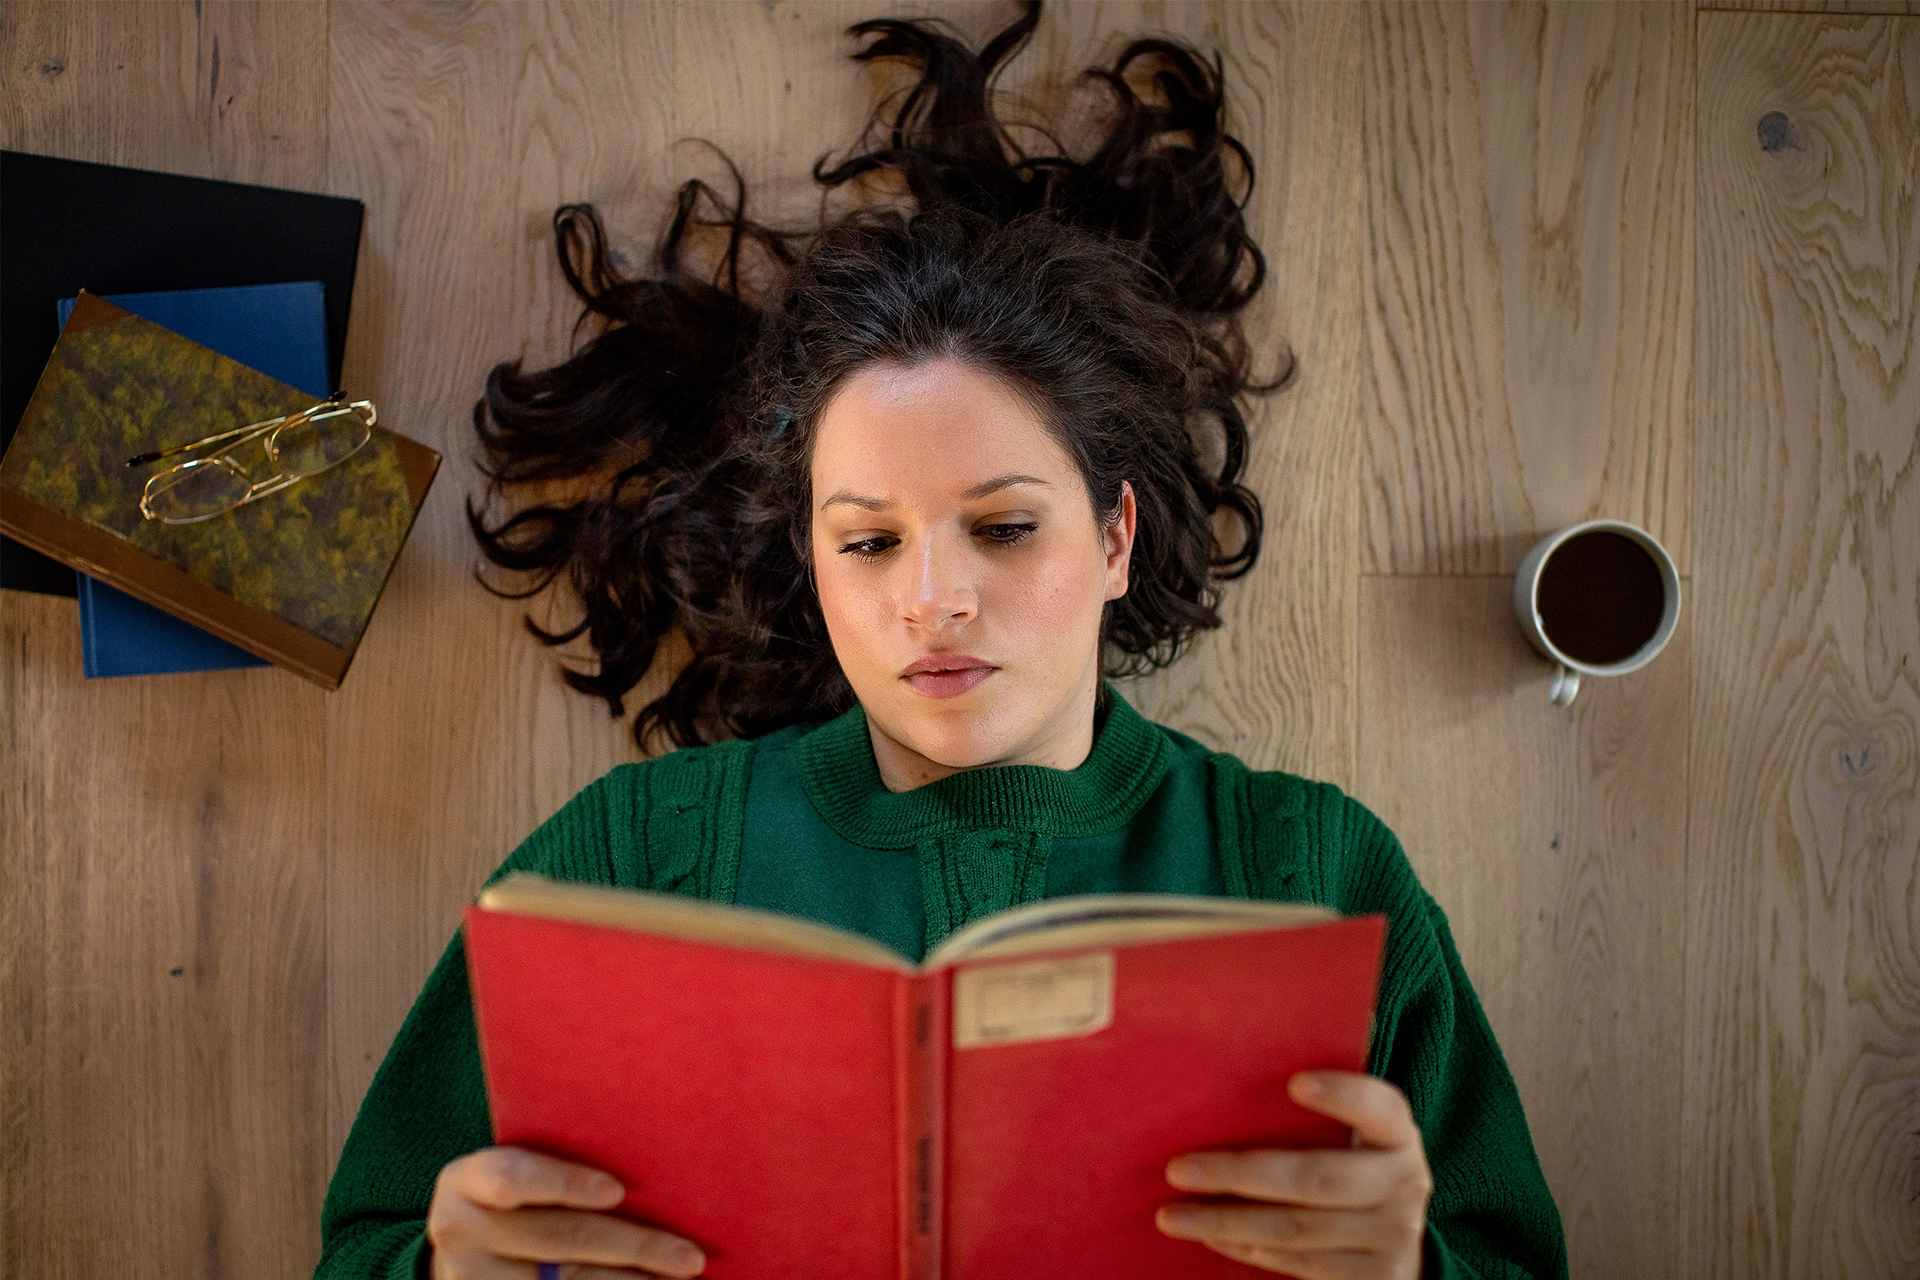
[427,1146,707,1278]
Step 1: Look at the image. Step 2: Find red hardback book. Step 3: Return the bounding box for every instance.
[464,875,1387,1280]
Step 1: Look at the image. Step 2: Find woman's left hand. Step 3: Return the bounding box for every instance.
[1155,1071,1433,1279]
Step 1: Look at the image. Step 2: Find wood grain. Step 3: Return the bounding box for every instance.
[0,0,327,188]
[1355,576,1691,1280]
[1009,1,1366,788]
[0,615,334,1279]
[1706,2,1920,14]
[0,5,333,1276]
[5,3,1914,1277]
[1361,1,1694,577]
[1137,0,1365,789]
[322,0,679,1159]
[1687,13,1920,1280]
[667,0,877,228]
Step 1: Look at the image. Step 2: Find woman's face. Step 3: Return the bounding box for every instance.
[810,357,1135,790]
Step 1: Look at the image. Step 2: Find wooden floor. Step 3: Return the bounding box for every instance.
[2,3,1915,1278]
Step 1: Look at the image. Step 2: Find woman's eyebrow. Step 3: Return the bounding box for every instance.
[820,491,891,512]
[961,474,1050,500]
[820,474,1051,512]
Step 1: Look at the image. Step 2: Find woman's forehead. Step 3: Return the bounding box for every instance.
[810,357,1084,506]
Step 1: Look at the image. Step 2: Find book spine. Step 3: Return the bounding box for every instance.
[0,494,349,688]
[894,973,945,1280]
[76,574,101,678]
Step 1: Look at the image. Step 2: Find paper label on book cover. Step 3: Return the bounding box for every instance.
[952,952,1115,1048]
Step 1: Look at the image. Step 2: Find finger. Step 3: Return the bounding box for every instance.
[1288,1072,1422,1152]
[481,1206,705,1277]
[429,1249,526,1280]
[453,1148,628,1212]
[1156,1201,1392,1252]
[1203,1239,1380,1280]
[1166,1146,1414,1208]
[452,1264,685,1280]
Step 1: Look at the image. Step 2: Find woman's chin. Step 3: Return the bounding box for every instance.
[895,722,1013,772]
[870,695,1025,774]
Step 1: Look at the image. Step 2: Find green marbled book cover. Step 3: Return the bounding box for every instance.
[0,307,425,654]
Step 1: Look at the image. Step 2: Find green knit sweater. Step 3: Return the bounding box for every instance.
[316,693,1567,1279]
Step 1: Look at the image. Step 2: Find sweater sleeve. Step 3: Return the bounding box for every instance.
[312,768,637,1280]
[1312,788,1569,1280]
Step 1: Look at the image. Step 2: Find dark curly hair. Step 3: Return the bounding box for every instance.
[470,0,1295,749]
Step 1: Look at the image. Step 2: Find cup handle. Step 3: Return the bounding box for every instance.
[1550,665,1580,707]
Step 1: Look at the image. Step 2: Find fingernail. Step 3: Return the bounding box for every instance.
[672,1242,707,1274]
[1165,1157,1199,1188]
[1157,1205,1195,1235]
[591,1173,625,1200]
[1292,1072,1324,1098]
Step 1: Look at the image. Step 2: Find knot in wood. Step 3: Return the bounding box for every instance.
[1757,111,1800,154]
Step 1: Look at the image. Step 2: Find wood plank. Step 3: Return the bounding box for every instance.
[1011,1,1367,786]
[666,0,877,227]
[0,4,332,1276]
[1169,0,1362,787]
[1355,575,1691,1280]
[0,605,334,1279]
[322,0,677,1161]
[1687,14,1920,1280]
[0,0,327,187]
[1704,2,1920,15]
[1361,1,1693,576]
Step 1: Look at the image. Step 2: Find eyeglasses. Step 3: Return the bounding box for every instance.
[125,392,378,524]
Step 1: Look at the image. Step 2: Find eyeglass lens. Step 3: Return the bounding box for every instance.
[143,459,254,523]
[269,408,373,478]
[142,409,375,523]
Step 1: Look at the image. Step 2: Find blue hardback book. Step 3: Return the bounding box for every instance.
[55,282,330,677]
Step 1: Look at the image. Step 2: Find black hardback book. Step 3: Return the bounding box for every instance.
[0,150,364,595]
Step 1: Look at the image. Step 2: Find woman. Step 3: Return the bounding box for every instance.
[317,6,1567,1278]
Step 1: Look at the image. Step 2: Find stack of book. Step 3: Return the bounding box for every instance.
[0,151,438,686]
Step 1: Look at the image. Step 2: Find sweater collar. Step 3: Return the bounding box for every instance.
[794,686,1173,847]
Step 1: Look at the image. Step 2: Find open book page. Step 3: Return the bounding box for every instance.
[478,875,1336,972]
[476,874,912,970]
[925,893,1337,966]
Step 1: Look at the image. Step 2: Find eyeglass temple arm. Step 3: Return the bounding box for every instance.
[124,391,350,467]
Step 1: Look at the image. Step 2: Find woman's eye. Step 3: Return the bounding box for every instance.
[839,536,898,560]
[978,522,1038,546]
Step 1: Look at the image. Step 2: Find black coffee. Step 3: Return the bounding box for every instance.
[1536,530,1665,666]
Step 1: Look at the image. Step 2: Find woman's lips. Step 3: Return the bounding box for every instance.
[901,657,996,699]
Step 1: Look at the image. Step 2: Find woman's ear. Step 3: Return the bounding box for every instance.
[1103,481,1137,602]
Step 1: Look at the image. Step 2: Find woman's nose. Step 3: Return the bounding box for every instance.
[901,533,976,629]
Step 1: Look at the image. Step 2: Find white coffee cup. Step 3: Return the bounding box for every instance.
[1513,519,1680,707]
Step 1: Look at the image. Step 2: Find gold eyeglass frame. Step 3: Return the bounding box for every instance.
[126,391,379,525]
